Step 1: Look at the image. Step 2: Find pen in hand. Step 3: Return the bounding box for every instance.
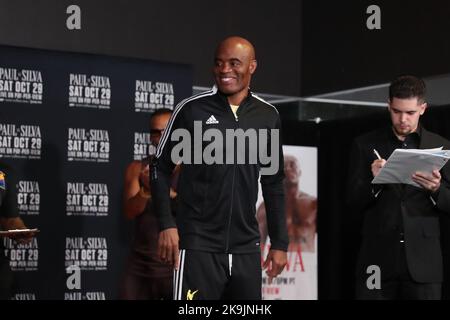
[372,149,385,178]
[373,149,382,160]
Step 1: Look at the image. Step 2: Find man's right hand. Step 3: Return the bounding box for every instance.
[371,159,386,177]
[157,228,180,270]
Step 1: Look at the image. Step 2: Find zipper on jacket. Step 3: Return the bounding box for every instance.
[225,163,236,252]
[225,106,240,252]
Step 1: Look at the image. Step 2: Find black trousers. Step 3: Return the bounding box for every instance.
[356,241,441,300]
[173,250,261,300]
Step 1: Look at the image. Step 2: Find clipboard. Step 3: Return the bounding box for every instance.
[372,148,450,187]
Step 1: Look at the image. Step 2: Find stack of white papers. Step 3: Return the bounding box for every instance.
[372,148,450,187]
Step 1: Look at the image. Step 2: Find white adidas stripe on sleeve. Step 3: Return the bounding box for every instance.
[156,88,217,158]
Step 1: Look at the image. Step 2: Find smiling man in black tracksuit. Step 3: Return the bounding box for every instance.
[151,36,288,300]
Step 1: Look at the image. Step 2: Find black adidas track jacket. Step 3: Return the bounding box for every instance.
[151,87,288,253]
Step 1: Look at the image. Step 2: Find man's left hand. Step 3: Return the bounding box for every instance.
[262,249,287,284]
[412,170,441,193]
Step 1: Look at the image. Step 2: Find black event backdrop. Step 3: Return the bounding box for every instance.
[0,45,192,300]
[280,106,450,299]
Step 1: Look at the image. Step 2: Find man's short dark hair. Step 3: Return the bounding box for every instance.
[151,108,173,119]
[389,75,426,104]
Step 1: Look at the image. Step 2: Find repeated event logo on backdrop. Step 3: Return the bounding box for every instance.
[3,238,39,271]
[65,237,108,271]
[64,291,106,300]
[133,132,152,160]
[134,80,175,112]
[0,67,43,104]
[68,73,111,109]
[66,182,109,216]
[0,124,42,159]
[67,128,110,162]
[12,293,37,300]
[17,180,40,215]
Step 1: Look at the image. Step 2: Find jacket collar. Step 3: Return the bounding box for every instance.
[213,85,253,108]
[387,124,422,145]
[419,126,440,149]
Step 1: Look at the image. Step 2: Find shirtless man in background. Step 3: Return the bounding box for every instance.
[258,155,317,252]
